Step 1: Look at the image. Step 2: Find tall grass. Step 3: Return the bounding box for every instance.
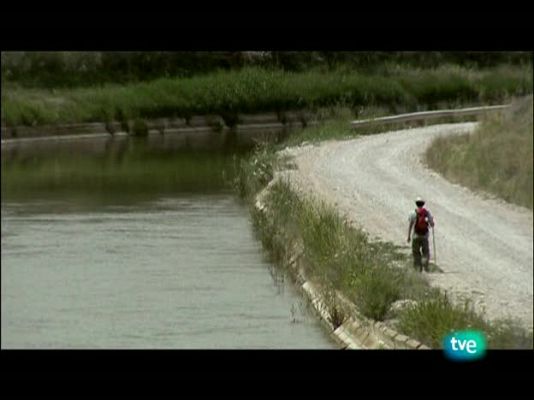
[426,95,533,209]
[397,293,489,348]
[397,293,533,349]
[3,65,532,126]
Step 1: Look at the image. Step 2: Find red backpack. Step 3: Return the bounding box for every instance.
[414,208,429,235]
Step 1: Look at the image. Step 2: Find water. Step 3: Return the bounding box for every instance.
[1,193,334,349]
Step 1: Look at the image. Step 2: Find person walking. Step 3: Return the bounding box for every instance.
[407,197,435,272]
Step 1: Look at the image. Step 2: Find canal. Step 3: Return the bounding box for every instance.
[1,147,334,349]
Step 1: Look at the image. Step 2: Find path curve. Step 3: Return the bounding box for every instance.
[280,123,533,328]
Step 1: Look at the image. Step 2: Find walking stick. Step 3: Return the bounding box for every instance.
[432,227,436,265]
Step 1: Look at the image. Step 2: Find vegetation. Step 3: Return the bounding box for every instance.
[398,293,533,349]
[3,51,531,88]
[2,64,531,127]
[426,95,533,209]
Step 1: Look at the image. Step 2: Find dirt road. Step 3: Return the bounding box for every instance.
[279,123,533,328]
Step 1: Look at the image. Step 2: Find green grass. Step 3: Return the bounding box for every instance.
[426,95,533,209]
[485,319,534,349]
[2,65,532,127]
[282,108,357,146]
[397,293,489,348]
[349,266,404,321]
[233,144,277,200]
[397,293,533,349]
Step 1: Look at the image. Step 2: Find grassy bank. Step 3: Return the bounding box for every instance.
[2,65,532,127]
[426,96,533,209]
[235,117,533,349]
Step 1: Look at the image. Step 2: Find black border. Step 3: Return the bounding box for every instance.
[2,29,533,51]
[1,12,533,50]
[1,350,533,395]
[2,349,533,379]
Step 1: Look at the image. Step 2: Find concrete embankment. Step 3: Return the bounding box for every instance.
[1,111,317,160]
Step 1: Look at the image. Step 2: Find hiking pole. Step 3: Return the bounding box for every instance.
[432,226,437,265]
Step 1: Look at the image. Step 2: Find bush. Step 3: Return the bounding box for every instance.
[322,286,348,329]
[397,293,489,348]
[234,144,277,199]
[486,319,533,349]
[349,266,403,321]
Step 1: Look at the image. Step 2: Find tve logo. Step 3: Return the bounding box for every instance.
[443,331,486,361]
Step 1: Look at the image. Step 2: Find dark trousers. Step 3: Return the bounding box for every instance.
[412,235,430,272]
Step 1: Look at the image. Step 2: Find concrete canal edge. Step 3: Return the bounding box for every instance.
[254,176,431,350]
[1,105,508,159]
[0,111,318,159]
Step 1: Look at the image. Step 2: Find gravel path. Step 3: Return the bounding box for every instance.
[279,123,533,328]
